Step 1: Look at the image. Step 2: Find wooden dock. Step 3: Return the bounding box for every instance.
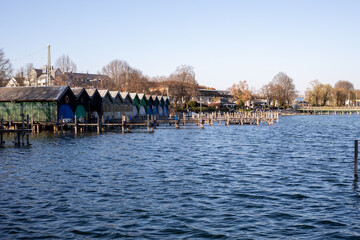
[0,111,279,145]
[298,107,360,115]
[1,115,32,146]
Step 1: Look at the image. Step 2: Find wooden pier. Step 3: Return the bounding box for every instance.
[0,111,279,144]
[298,106,360,115]
[0,114,32,146]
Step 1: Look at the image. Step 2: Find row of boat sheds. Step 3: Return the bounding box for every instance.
[0,86,170,123]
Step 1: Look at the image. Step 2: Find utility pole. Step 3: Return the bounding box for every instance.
[47,45,51,86]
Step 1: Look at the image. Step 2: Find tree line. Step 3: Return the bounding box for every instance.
[1,48,359,107]
[305,80,359,106]
[231,72,297,108]
[0,49,199,105]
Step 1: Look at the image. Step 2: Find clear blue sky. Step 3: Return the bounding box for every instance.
[1,0,360,94]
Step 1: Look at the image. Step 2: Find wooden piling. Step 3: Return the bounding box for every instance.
[97,115,101,133]
[122,115,125,133]
[26,115,30,145]
[355,140,358,178]
[74,115,78,134]
[54,110,58,132]
[147,115,150,132]
[21,114,25,146]
[1,118,3,145]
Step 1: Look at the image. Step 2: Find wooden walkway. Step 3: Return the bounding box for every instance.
[0,111,279,146]
[0,115,32,146]
[298,107,360,115]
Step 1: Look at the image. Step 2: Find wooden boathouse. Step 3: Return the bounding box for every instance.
[137,94,147,116]
[129,93,140,116]
[0,86,76,122]
[109,91,123,120]
[158,96,165,116]
[151,95,159,115]
[120,92,133,117]
[98,90,114,122]
[86,89,102,121]
[71,87,91,121]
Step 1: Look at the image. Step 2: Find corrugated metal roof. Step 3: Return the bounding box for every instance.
[0,86,69,102]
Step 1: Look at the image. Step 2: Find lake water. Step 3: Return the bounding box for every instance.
[1,115,360,239]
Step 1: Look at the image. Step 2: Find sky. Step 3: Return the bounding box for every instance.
[1,0,360,94]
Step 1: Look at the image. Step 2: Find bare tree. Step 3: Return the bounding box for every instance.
[334,80,354,106]
[101,59,129,90]
[231,80,251,107]
[271,72,297,107]
[14,67,26,86]
[0,49,13,87]
[168,65,198,108]
[55,54,77,74]
[259,83,275,107]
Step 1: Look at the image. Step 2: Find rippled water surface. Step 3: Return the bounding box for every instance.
[1,115,360,239]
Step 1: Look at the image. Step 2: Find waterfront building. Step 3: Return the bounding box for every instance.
[145,95,154,115]
[98,90,114,122]
[157,96,165,116]
[129,93,141,116]
[86,89,103,120]
[137,94,147,116]
[119,92,134,117]
[151,95,159,115]
[0,86,76,122]
[109,91,123,120]
[71,87,91,121]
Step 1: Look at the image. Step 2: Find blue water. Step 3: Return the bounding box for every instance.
[1,115,360,239]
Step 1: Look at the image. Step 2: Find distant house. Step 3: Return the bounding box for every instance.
[6,77,20,87]
[27,66,109,88]
[251,99,268,109]
[28,66,62,86]
[62,72,109,88]
[293,97,308,109]
[197,89,232,105]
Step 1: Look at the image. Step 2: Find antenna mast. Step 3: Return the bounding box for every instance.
[47,45,51,86]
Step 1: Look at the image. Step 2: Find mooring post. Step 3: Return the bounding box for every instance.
[122,115,125,133]
[74,115,78,134]
[54,110,58,132]
[1,118,3,145]
[355,140,358,178]
[147,114,150,133]
[9,115,11,129]
[26,115,30,145]
[97,115,101,133]
[21,114,25,146]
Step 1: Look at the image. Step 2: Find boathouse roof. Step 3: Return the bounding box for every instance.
[109,91,123,103]
[71,87,86,98]
[85,89,99,98]
[0,86,71,102]
[120,92,132,104]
